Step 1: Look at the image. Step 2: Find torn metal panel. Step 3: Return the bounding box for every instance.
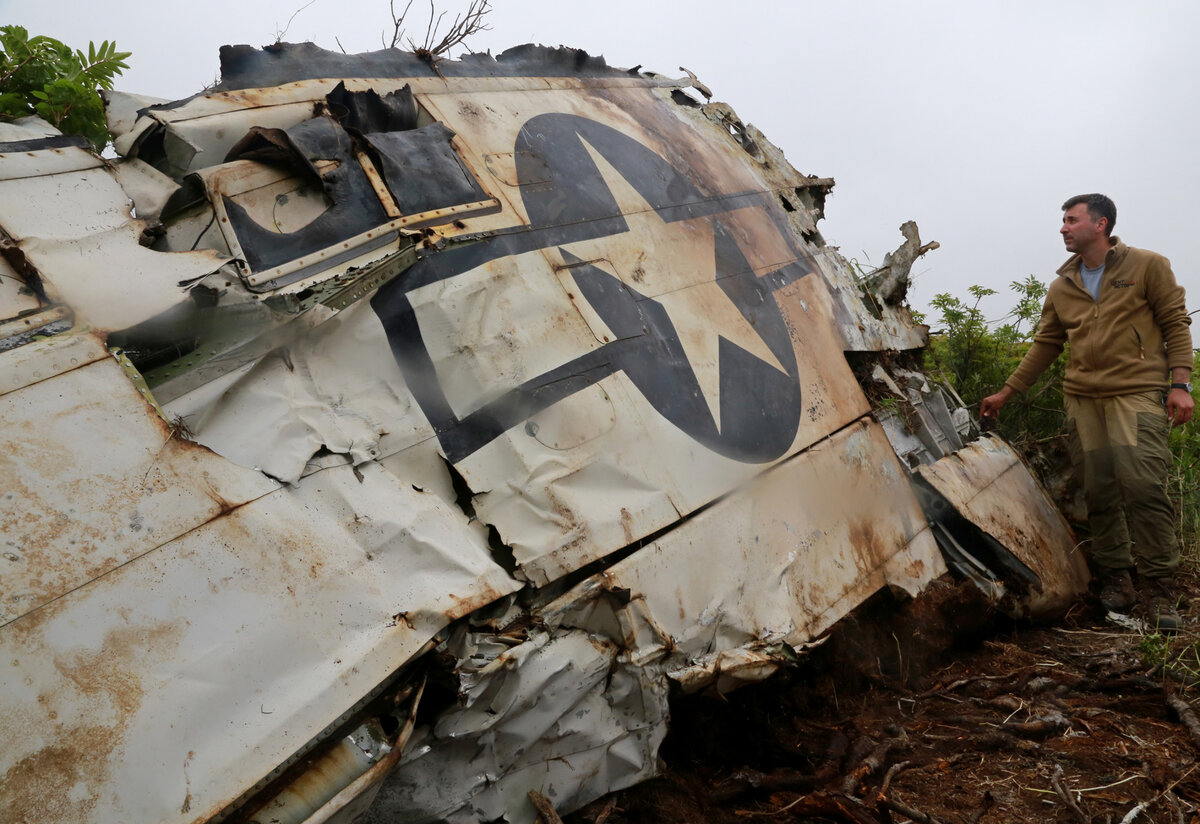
[362,123,488,213]
[0,346,277,626]
[0,134,229,332]
[109,157,181,222]
[374,419,943,822]
[120,45,699,184]
[162,296,434,484]
[217,42,671,88]
[103,89,169,150]
[542,419,944,670]
[812,243,930,352]
[0,457,517,824]
[0,114,60,142]
[221,116,391,273]
[868,362,973,468]
[916,435,1089,617]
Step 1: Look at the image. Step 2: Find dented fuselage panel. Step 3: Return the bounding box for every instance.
[0,43,1085,824]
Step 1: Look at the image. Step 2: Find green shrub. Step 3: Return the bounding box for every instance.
[924,276,1066,454]
[0,26,130,151]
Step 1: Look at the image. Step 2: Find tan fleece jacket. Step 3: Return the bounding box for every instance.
[1006,238,1193,397]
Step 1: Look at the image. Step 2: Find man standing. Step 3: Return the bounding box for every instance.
[980,194,1193,630]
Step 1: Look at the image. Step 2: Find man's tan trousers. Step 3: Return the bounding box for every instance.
[1064,390,1179,578]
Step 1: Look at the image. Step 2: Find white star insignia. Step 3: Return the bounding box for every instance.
[553,139,789,431]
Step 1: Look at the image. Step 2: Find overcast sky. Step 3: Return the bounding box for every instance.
[3,0,1197,323]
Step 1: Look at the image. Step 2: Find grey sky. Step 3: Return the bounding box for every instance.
[3,0,1197,323]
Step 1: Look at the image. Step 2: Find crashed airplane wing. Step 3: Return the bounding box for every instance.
[0,43,1088,824]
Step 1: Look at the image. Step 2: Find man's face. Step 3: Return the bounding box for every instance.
[1060,203,1107,254]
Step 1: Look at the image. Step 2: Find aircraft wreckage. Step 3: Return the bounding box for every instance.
[0,42,1089,823]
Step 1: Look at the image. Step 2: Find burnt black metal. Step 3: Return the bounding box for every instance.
[223,116,389,273]
[325,83,420,134]
[0,135,90,153]
[213,43,637,92]
[364,123,488,215]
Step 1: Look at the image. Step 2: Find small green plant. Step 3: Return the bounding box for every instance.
[0,26,130,150]
[1137,631,1170,669]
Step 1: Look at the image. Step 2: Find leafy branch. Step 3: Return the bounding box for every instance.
[0,25,130,151]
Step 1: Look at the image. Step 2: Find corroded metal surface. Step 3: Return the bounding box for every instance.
[0,457,517,824]
[0,350,277,625]
[917,435,1090,617]
[0,41,1089,824]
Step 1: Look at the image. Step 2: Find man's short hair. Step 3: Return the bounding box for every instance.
[1062,193,1117,236]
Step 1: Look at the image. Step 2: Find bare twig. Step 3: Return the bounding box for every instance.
[528,790,564,824]
[732,795,805,818]
[274,0,317,43]
[1119,800,1149,824]
[1050,764,1088,823]
[387,0,416,47]
[880,796,946,824]
[420,0,491,57]
[1166,693,1200,751]
[1075,773,1144,793]
[386,0,492,58]
[877,759,910,799]
[840,738,896,795]
[734,793,879,822]
[592,797,618,824]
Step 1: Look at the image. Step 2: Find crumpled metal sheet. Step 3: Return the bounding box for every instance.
[160,73,876,593]
[371,419,944,822]
[1,41,1091,824]
[368,629,668,824]
[163,297,433,485]
[869,363,973,469]
[0,428,517,824]
[0,128,228,331]
[544,419,944,661]
[917,435,1089,617]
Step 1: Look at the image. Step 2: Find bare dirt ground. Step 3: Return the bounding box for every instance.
[566,572,1200,824]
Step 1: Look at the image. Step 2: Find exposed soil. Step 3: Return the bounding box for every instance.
[566,572,1200,824]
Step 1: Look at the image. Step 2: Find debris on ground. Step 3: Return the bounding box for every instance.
[570,576,1200,824]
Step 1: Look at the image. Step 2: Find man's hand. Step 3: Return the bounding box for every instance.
[1167,387,1194,427]
[979,385,1015,420]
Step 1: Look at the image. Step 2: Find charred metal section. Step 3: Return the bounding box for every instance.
[215,42,647,90]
